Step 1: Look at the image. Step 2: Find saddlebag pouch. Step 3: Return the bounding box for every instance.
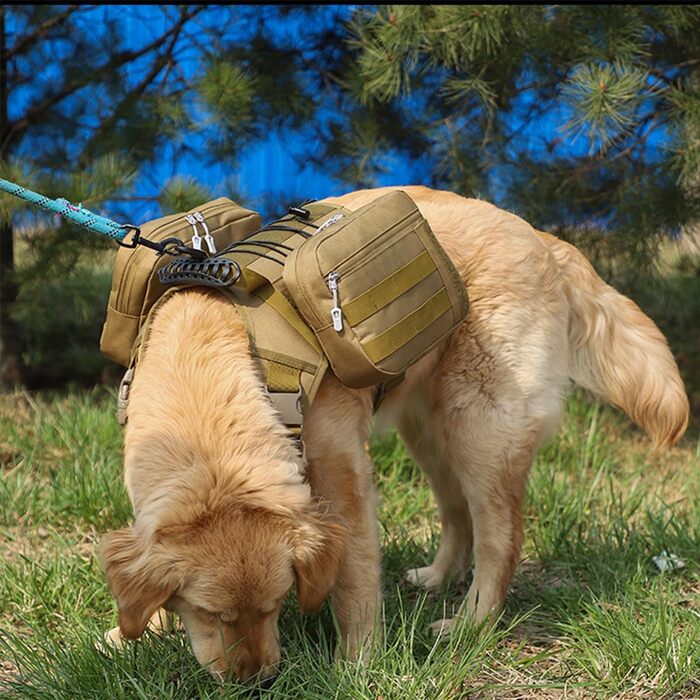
[284,190,469,388]
[100,197,261,367]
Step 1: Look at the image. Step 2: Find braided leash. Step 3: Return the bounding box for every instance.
[0,177,138,242]
[0,177,204,256]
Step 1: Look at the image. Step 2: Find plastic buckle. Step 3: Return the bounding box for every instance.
[268,389,304,427]
[117,367,135,426]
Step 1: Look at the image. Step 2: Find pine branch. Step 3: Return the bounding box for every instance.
[79,6,194,162]
[6,5,84,59]
[4,6,206,148]
[109,195,160,202]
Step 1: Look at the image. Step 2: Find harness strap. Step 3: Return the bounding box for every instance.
[223,285,329,422]
[252,286,322,353]
[118,285,329,438]
[117,289,179,425]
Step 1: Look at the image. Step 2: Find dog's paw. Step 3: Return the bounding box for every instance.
[102,626,125,650]
[428,617,455,638]
[405,565,445,590]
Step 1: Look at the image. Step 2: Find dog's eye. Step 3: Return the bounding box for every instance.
[216,610,237,623]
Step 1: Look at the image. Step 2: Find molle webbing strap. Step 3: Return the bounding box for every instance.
[341,250,437,326]
[264,359,302,392]
[361,287,452,363]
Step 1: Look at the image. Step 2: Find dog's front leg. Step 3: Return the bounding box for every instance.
[329,456,382,663]
[304,380,381,662]
[314,446,381,662]
[104,607,178,648]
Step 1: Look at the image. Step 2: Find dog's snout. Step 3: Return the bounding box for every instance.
[259,674,278,690]
[235,654,278,683]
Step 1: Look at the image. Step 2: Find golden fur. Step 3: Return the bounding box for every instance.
[101,186,689,680]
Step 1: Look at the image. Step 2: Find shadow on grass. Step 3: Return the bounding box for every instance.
[380,499,698,644]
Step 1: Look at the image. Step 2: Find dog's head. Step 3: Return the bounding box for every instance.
[100,503,344,681]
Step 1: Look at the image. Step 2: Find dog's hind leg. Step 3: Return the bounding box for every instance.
[397,394,473,590]
[436,411,537,632]
[424,314,566,633]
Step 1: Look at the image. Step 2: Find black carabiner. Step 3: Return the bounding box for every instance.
[116,225,142,249]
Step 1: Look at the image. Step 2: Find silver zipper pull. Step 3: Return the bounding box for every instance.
[328,271,343,332]
[194,211,217,254]
[316,213,344,234]
[185,214,202,251]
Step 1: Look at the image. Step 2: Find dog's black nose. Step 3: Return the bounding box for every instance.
[259,674,277,690]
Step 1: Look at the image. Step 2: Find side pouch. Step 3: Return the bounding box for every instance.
[100,197,261,366]
[283,190,468,388]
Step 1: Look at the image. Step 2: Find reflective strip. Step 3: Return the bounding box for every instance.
[361,288,452,363]
[342,250,437,326]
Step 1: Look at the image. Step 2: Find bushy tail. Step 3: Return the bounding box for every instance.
[538,232,689,447]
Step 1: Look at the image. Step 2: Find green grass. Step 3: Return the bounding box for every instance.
[0,389,698,699]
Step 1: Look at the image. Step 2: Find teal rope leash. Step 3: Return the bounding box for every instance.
[0,177,202,256]
[0,177,137,242]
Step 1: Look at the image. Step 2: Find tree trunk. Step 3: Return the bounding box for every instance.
[0,7,23,389]
[0,221,22,390]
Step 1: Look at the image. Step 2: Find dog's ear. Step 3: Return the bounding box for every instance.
[100,527,176,639]
[291,514,345,615]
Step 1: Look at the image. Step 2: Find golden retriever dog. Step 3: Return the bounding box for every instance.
[101,186,689,682]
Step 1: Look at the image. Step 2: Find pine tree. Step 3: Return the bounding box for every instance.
[4,5,699,387]
[0,5,323,387]
[320,5,700,276]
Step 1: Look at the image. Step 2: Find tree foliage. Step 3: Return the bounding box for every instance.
[324,4,700,241]
[0,5,339,386]
[2,5,700,387]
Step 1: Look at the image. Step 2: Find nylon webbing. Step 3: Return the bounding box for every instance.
[362,288,452,363]
[252,285,322,353]
[342,250,437,326]
[265,360,302,393]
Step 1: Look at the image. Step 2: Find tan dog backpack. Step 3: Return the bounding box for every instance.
[103,190,469,426]
[283,191,468,387]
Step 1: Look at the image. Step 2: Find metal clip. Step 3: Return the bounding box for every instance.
[194,211,217,254]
